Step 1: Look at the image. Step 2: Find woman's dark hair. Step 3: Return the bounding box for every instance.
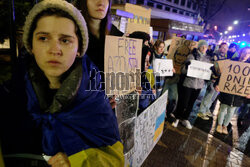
[73,0,112,39]
[129,31,150,44]
[219,42,228,48]
[28,8,83,54]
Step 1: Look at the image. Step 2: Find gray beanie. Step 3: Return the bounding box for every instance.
[197,40,208,49]
[23,0,88,57]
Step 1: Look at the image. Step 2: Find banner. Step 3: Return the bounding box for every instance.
[104,35,142,95]
[124,91,168,166]
[153,59,173,76]
[187,60,213,80]
[167,37,198,74]
[218,60,250,97]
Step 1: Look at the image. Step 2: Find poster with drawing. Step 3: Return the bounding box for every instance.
[104,35,142,95]
[187,60,213,80]
[218,60,250,97]
[123,91,168,167]
[116,90,139,125]
[153,59,173,76]
[116,90,139,160]
[167,37,198,74]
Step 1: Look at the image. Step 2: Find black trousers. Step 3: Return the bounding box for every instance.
[175,86,201,120]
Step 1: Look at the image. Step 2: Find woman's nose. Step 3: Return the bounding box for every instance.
[49,40,62,55]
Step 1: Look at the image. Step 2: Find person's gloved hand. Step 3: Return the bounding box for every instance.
[185,61,191,69]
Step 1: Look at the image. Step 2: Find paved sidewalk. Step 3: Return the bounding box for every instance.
[142,122,250,167]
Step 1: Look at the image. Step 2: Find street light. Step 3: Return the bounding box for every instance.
[228,26,233,31]
[220,33,223,35]
[233,20,238,25]
[224,31,228,34]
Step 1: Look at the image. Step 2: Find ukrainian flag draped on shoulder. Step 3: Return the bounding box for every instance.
[25,55,124,166]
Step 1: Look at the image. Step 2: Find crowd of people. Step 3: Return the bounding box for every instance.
[0,0,249,166]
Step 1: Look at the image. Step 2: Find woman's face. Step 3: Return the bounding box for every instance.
[87,0,109,20]
[199,45,208,54]
[241,48,250,62]
[156,43,165,55]
[32,16,79,81]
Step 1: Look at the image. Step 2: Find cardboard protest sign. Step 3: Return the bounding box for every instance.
[104,35,142,95]
[167,37,198,74]
[125,3,151,34]
[124,91,168,167]
[187,60,213,80]
[218,60,250,97]
[153,59,173,76]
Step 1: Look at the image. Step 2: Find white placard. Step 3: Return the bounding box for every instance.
[124,91,168,167]
[187,60,213,80]
[153,59,173,76]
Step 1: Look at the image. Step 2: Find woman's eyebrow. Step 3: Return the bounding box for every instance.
[35,32,49,36]
[59,34,76,39]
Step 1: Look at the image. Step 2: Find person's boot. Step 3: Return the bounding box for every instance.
[216,125,222,133]
[222,126,228,134]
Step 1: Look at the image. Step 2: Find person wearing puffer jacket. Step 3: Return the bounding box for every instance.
[172,40,210,129]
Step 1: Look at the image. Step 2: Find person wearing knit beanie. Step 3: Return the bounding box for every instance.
[0,0,124,166]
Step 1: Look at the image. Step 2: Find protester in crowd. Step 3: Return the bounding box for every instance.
[74,0,123,72]
[226,43,239,60]
[0,1,124,166]
[161,44,179,121]
[152,40,165,98]
[129,31,155,114]
[172,40,210,129]
[197,42,229,120]
[74,0,123,109]
[215,47,250,134]
[206,44,215,57]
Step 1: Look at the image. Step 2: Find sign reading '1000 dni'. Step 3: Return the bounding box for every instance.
[218,60,250,97]
[104,35,142,95]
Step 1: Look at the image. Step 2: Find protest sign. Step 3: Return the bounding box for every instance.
[116,90,139,156]
[218,60,250,97]
[125,3,151,34]
[124,91,168,167]
[187,60,213,80]
[104,35,142,95]
[167,37,197,74]
[153,59,173,76]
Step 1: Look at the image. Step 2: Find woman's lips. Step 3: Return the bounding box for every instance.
[48,60,61,65]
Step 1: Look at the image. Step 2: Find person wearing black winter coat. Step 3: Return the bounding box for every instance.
[215,47,250,135]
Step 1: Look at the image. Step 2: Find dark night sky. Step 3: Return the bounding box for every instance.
[208,0,250,34]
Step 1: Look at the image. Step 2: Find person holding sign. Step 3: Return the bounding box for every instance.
[74,0,123,72]
[74,0,123,109]
[152,40,166,98]
[128,31,156,113]
[197,43,229,120]
[0,0,123,166]
[215,47,250,134]
[172,40,210,129]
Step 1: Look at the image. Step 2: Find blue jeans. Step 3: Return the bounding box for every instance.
[218,104,237,126]
[198,81,219,114]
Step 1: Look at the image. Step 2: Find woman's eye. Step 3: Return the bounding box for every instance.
[61,39,71,44]
[38,36,47,41]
